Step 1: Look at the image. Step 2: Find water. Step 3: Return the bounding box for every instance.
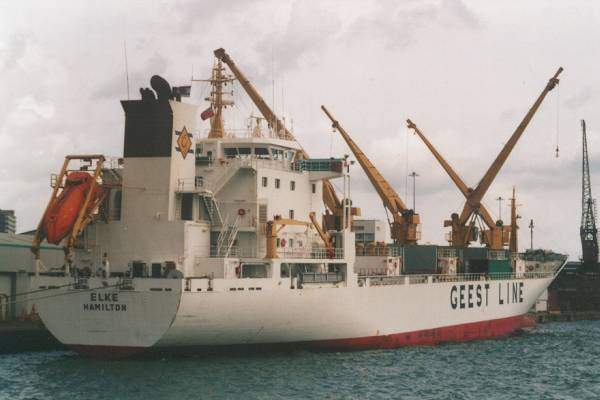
[1,321,599,400]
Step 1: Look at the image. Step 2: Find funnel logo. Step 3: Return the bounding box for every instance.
[175,126,193,159]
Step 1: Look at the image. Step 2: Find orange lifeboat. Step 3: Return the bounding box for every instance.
[43,172,102,245]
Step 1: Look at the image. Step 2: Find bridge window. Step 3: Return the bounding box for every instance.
[312,183,316,194]
[238,147,251,157]
[224,148,237,158]
[271,148,284,160]
[255,147,270,159]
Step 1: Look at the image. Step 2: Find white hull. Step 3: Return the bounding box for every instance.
[32,273,555,356]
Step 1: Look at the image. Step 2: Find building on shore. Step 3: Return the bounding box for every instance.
[0,232,64,321]
[0,210,16,235]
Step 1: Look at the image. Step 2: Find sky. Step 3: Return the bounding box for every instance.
[1,0,599,260]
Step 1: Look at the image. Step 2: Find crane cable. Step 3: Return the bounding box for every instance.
[555,84,560,158]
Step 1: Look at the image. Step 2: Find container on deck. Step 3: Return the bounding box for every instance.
[403,245,438,274]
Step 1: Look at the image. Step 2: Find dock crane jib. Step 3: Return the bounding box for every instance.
[321,105,420,245]
[580,119,598,266]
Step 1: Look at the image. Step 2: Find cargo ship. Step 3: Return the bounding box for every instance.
[28,50,566,358]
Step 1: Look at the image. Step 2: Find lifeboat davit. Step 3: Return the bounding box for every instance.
[43,172,102,245]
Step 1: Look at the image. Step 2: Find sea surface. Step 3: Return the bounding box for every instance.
[0,321,599,400]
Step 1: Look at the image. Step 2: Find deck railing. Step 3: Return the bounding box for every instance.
[359,271,555,287]
[208,246,344,259]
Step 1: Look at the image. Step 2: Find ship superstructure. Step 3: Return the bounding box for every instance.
[28,51,566,358]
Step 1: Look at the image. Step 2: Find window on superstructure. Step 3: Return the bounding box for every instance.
[289,238,294,247]
[224,148,237,158]
[290,181,296,191]
[259,204,267,223]
[311,183,316,194]
[289,210,294,219]
[255,147,269,159]
[262,177,268,187]
[275,178,280,189]
[238,147,251,158]
[271,148,284,160]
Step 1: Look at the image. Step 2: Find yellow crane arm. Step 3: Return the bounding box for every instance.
[407,119,496,229]
[407,119,469,196]
[309,212,333,249]
[321,105,407,214]
[214,48,342,213]
[467,67,563,212]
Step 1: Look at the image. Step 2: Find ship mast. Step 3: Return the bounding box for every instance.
[203,59,234,138]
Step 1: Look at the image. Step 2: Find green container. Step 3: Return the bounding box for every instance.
[403,245,438,274]
[462,247,488,261]
[488,259,512,275]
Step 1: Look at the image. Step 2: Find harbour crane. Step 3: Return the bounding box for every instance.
[407,67,563,249]
[321,106,420,245]
[214,48,357,230]
[580,119,598,266]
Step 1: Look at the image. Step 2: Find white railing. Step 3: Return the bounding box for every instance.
[176,178,197,192]
[355,246,402,257]
[358,271,555,287]
[210,246,257,258]
[207,246,343,259]
[277,247,344,260]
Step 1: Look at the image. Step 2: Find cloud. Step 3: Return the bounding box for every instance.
[254,0,343,79]
[345,0,482,50]
[564,87,594,110]
[0,33,27,72]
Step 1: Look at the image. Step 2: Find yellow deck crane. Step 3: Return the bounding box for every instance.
[214,48,358,230]
[265,214,335,259]
[407,120,505,248]
[309,211,334,255]
[321,106,420,245]
[407,67,562,249]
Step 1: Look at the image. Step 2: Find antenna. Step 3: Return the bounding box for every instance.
[271,44,275,136]
[123,40,130,100]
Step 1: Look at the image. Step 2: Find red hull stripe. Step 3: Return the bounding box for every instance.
[70,315,534,359]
